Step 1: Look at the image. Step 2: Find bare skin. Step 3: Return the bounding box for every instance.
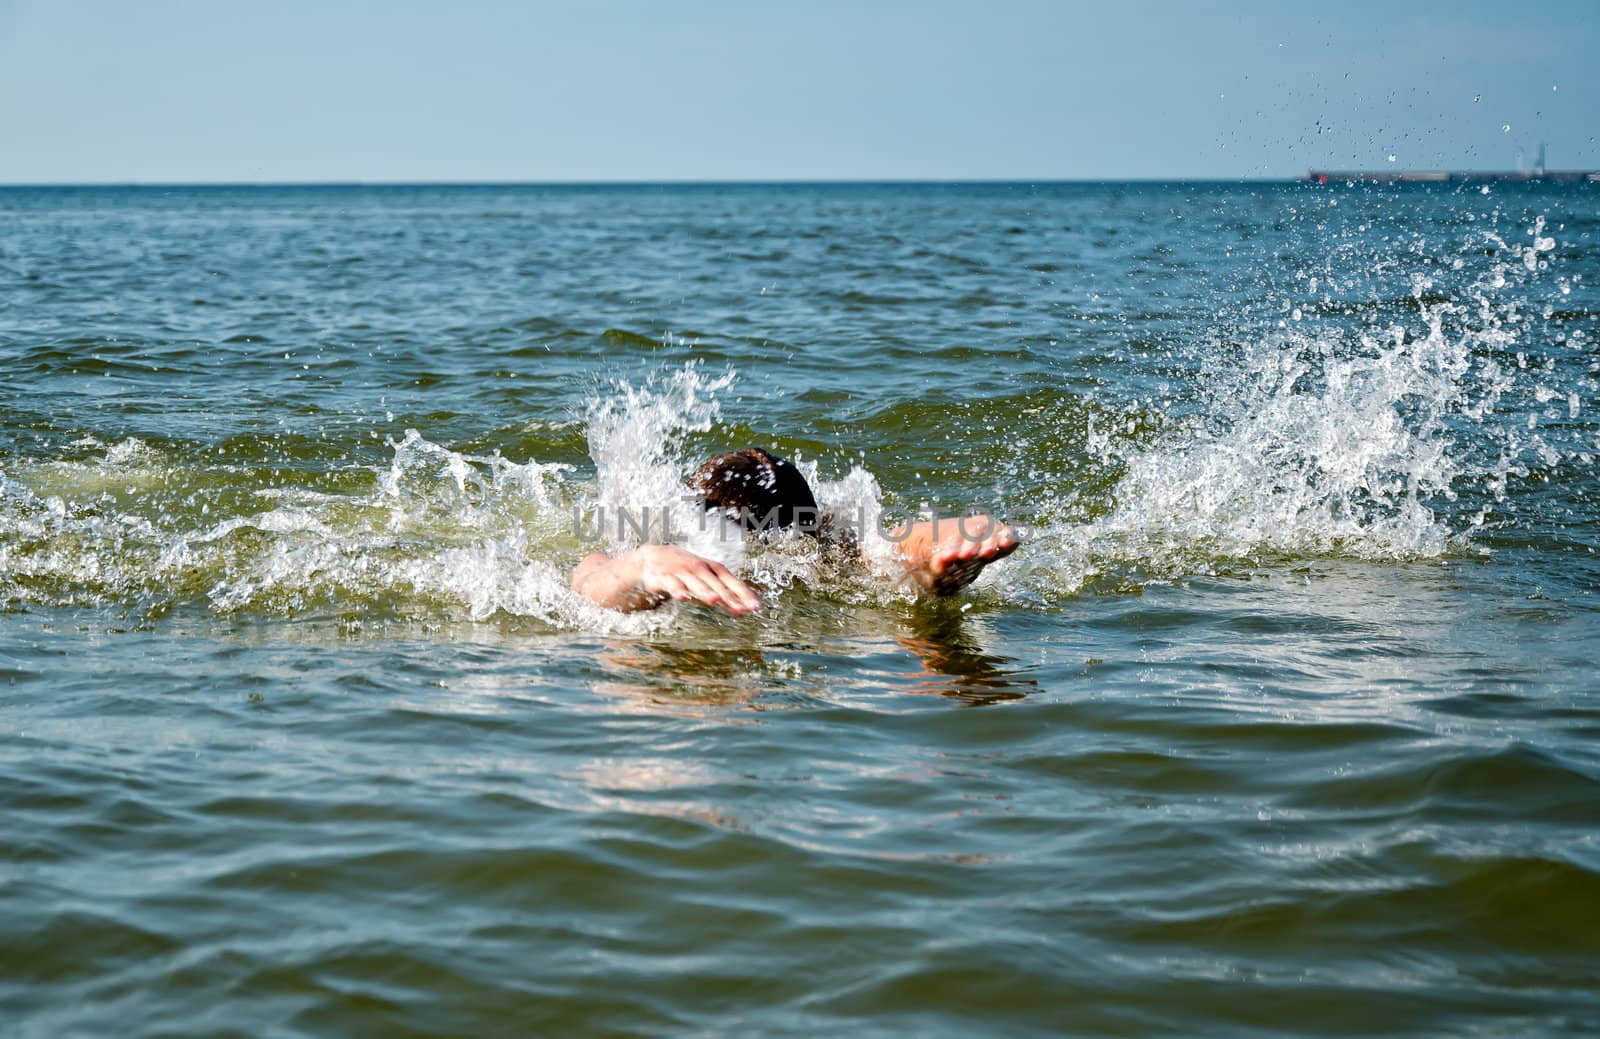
[891,514,1019,595]
[571,513,1018,615]
[571,544,762,617]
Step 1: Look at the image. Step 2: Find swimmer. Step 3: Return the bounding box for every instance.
[571,448,1019,615]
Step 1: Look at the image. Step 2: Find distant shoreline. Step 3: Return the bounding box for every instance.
[1306,169,1600,184]
[3,176,1597,190]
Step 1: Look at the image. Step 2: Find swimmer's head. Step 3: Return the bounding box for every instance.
[688,448,820,536]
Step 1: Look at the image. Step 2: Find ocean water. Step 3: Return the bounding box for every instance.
[2,181,1598,1036]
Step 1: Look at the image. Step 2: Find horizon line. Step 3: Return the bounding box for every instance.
[0,175,1311,189]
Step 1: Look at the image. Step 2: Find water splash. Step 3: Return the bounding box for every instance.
[1,207,1590,624]
[583,362,742,564]
[0,432,661,632]
[1031,212,1587,595]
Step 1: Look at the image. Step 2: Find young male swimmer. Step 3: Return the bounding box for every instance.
[571,448,1019,615]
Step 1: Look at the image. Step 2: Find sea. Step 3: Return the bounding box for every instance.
[2,181,1598,1037]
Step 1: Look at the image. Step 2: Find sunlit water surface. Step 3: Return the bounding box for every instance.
[3,183,1598,1036]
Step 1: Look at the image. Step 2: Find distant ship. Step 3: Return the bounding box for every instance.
[1306,144,1599,184]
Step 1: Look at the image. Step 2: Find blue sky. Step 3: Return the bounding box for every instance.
[2,0,1596,182]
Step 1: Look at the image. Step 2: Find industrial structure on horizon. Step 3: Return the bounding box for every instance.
[1306,144,1599,184]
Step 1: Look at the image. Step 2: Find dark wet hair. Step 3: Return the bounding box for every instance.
[688,448,820,536]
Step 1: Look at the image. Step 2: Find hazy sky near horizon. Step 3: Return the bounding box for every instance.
[2,0,1596,183]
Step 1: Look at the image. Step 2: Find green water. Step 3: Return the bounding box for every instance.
[3,183,1598,1036]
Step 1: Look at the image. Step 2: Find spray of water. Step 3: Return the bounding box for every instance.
[1016,212,1588,598]
[0,214,1588,625]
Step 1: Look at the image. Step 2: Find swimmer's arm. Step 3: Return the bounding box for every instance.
[890,513,1019,596]
[571,545,761,616]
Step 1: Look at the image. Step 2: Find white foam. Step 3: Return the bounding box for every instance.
[1022,216,1581,598]
[1,213,1588,623]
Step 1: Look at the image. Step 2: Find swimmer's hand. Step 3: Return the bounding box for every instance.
[571,545,761,616]
[894,514,1019,596]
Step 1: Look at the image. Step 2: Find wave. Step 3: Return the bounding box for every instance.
[1027,214,1590,589]
[1,215,1591,625]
